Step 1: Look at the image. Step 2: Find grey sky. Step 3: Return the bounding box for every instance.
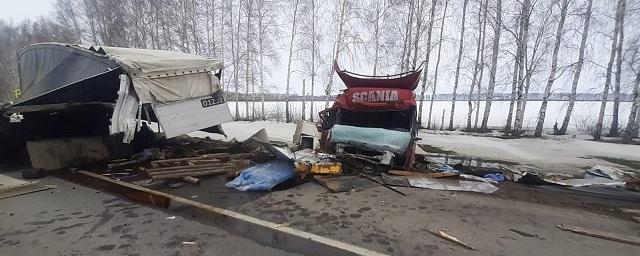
[0,0,53,22]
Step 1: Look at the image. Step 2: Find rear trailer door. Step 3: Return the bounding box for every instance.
[154,94,232,138]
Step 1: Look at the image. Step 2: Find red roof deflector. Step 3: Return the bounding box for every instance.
[334,61,421,91]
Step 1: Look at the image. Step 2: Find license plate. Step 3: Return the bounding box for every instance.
[200,97,224,108]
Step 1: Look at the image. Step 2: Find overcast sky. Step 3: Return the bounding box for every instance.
[0,0,53,22]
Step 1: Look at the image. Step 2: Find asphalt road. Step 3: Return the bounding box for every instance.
[0,171,299,256]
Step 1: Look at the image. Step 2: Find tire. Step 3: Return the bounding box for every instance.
[22,168,45,179]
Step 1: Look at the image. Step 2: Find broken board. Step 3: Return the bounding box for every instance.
[0,174,55,199]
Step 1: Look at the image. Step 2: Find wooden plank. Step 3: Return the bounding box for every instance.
[430,230,475,250]
[146,163,236,173]
[181,176,200,184]
[388,170,459,178]
[150,169,232,179]
[148,167,236,176]
[72,171,386,256]
[619,208,640,216]
[556,224,640,246]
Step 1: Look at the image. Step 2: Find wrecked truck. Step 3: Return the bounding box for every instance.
[0,43,232,168]
[317,62,422,169]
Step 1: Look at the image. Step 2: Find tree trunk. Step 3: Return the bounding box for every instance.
[231,2,240,119]
[302,79,306,120]
[466,0,486,131]
[559,0,592,135]
[418,0,437,125]
[245,0,253,120]
[480,0,502,132]
[505,54,520,132]
[449,0,469,131]
[400,0,415,72]
[372,0,380,75]
[474,0,489,130]
[427,0,448,129]
[512,0,531,136]
[623,70,640,143]
[534,0,568,137]
[505,17,524,133]
[325,0,347,109]
[609,0,626,137]
[310,0,317,122]
[411,0,424,70]
[285,0,300,123]
[595,0,623,140]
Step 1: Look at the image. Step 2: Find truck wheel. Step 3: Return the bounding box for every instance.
[22,168,45,179]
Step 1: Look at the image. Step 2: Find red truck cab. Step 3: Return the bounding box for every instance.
[318,62,421,169]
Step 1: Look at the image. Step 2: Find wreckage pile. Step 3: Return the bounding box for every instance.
[98,121,639,197]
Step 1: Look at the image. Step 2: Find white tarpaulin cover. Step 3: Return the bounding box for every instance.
[91,46,224,103]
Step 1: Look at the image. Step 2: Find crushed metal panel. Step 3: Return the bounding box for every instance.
[154,95,233,138]
[26,137,110,170]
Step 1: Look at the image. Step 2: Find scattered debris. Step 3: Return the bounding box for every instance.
[168,182,184,189]
[430,230,475,250]
[509,228,543,239]
[388,170,459,179]
[314,175,379,193]
[407,177,499,194]
[619,208,640,223]
[556,224,640,246]
[483,173,505,183]
[310,162,342,175]
[625,179,640,192]
[517,165,637,188]
[273,223,290,228]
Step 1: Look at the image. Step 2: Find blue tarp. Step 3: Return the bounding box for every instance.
[329,124,411,154]
[225,160,297,191]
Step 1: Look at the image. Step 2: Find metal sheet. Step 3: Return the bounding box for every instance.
[154,95,233,138]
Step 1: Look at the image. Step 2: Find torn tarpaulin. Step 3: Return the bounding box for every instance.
[226,160,297,191]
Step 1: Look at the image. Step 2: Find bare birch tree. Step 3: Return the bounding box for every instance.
[624,40,640,143]
[534,0,568,137]
[285,0,300,123]
[245,0,253,120]
[427,0,448,129]
[417,0,437,124]
[480,0,502,132]
[449,0,469,130]
[324,0,348,108]
[608,0,627,137]
[467,0,488,130]
[595,0,624,140]
[559,0,593,135]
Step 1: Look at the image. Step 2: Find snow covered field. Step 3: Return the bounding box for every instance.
[419,130,640,174]
[227,100,635,130]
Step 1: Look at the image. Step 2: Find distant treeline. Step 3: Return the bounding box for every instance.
[224,92,636,102]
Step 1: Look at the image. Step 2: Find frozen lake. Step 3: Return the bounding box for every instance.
[227,100,634,131]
